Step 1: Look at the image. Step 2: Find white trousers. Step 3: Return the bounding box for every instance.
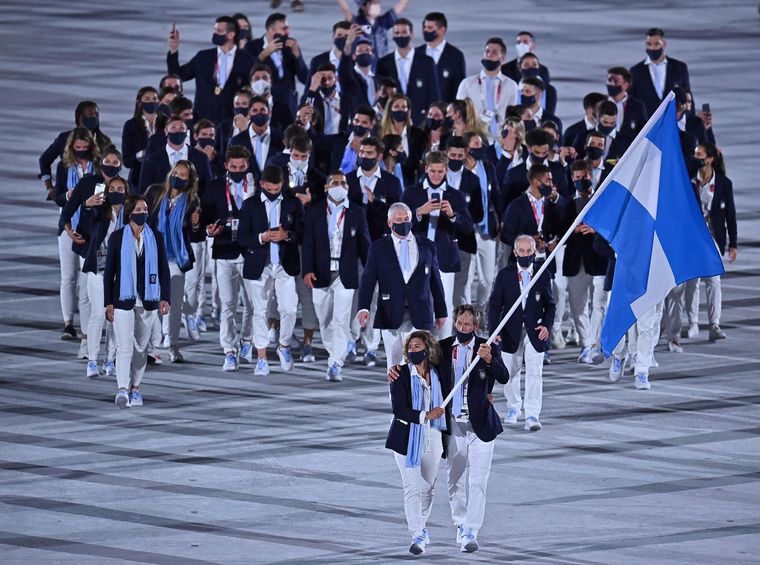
[313,274,355,367]
[393,428,443,539]
[446,419,495,535]
[382,318,418,370]
[552,246,569,337]
[86,272,116,361]
[567,265,608,347]
[295,275,319,331]
[245,264,297,349]
[57,232,80,323]
[617,302,663,375]
[113,306,157,390]
[351,285,381,351]
[689,276,722,326]
[502,333,545,419]
[183,241,206,319]
[453,250,473,309]
[436,271,456,339]
[472,233,498,314]
[216,258,253,354]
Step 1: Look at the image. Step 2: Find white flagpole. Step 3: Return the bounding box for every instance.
[440,92,676,408]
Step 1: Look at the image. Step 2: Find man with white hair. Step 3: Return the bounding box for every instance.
[356,202,448,368]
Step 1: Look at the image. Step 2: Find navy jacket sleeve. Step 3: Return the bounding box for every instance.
[429,246,447,319]
[487,269,506,336]
[154,231,172,303]
[485,343,509,385]
[389,369,423,424]
[166,50,197,81]
[357,241,379,312]
[103,230,120,307]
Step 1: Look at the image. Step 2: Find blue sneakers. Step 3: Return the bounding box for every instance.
[129,390,143,406]
[326,363,342,382]
[86,360,99,379]
[238,341,253,364]
[634,373,651,390]
[103,360,116,377]
[277,346,294,371]
[504,406,520,424]
[223,353,238,372]
[364,351,377,367]
[345,341,357,363]
[254,359,270,376]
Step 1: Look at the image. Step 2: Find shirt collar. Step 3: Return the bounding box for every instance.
[428,39,446,52]
[328,198,349,210]
[357,167,381,180]
[354,64,374,78]
[584,116,596,130]
[249,124,271,138]
[479,68,504,82]
[260,191,282,203]
[453,336,474,348]
[645,55,668,66]
[217,45,237,58]
[423,178,446,192]
[395,48,413,62]
[526,190,544,205]
[532,106,544,120]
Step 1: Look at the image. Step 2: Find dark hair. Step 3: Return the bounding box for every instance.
[527,164,551,182]
[169,95,193,115]
[541,120,560,136]
[485,37,506,54]
[699,143,726,175]
[583,92,608,110]
[523,77,546,92]
[74,100,98,126]
[261,164,283,184]
[462,130,486,149]
[598,100,618,117]
[123,194,147,221]
[453,304,482,327]
[360,136,384,154]
[449,99,468,121]
[377,76,398,90]
[225,144,251,162]
[381,133,402,153]
[333,20,351,33]
[607,66,632,83]
[585,130,606,145]
[646,27,665,38]
[215,15,238,35]
[193,119,215,134]
[317,61,337,74]
[525,128,553,148]
[232,13,251,37]
[250,64,272,80]
[249,95,270,110]
[290,134,312,153]
[158,85,178,100]
[132,86,158,135]
[517,31,535,39]
[159,74,181,90]
[102,144,123,163]
[354,103,376,122]
[166,114,186,129]
[518,52,539,66]
[446,135,467,150]
[395,17,413,33]
[424,12,447,28]
[265,12,286,29]
[570,159,592,174]
[283,124,307,145]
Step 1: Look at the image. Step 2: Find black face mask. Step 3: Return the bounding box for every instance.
[481,58,500,72]
[82,116,99,131]
[233,106,249,116]
[517,253,535,268]
[238,29,250,41]
[212,33,227,46]
[394,150,407,165]
[158,103,171,117]
[167,131,186,146]
[274,33,289,44]
[574,179,593,194]
[356,53,374,67]
[228,170,247,183]
[107,192,126,205]
[443,117,454,130]
[73,149,90,160]
[352,124,369,137]
[130,212,148,226]
[334,36,347,51]
[391,221,412,237]
[408,349,428,365]
[606,83,623,97]
[251,113,269,127]
[470,147,486,161]
[376,96,389,110]
[521,94,536,107]
[586,146,604,161]
[529,151,545,163]
[359,156,376,171]
[142,101,159,114]
[427,176,445,189]
[393,35,411,49]
[521,68,540,80]
[170,176,188,191]
[538,183,552,197]
[426,117,443,130]
[455,329,475,344]
[197,138,215,149]
[320,84,337,98]
[264,190,281,201]
[448,158,463,172]
[101,164,121,178]
[695,158,706,169]
[423,30,438,43]
[598,123,615,136]
[184,119,194,132]
[391,110,409,123]
[523,119,536,132]
[646,48,664,61]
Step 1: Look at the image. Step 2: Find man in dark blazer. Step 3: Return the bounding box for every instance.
[562,92,607,154]
[376,18,441,126]
[337,37,379,110]
[356,201,448,369]
[229,96,285,181]
[402,151,473,338]
[237,165,304,376]
[628,27,691,117]
[270,134,326,207]
[306,21,351,86]
[302,171,371,381]
[520,77,562,136]
[516,53,557,116]
[488,235,555,431]
[501,31,550,84]
[589,101,634,161]
[416,12,465,104]
[166,16,255,124]
[606,67,648,138]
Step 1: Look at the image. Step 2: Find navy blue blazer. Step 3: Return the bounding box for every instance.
[58,173,106,257]
[121,117,151,191]
[301,199,371,289]
[618,95,649,138]
[200,176,248,261]
[402,183,473,273]
[386,363,449,458]
[269,160,326,204]
[300,88,354,136]
[337,53,378,109]
[450,168,484,254]
[488,262,556,354]
[558,196,608,277]
[80,205,124,274]
[684,113,713,146]
[138,146,213,196]
[464,162,502,239]
[502,59,550,85]
[629,57,691,117]
[692,173,737,255]
[39,129,111,181]
[501,160,569,208]
[376,50,441,126]
[500,192,565,249]
[144,185,200,270]
[346,169,403,241]
[103,227,171,311]
[563,119,593,155]
[438,335,508,443]
[357,235,447,330]
[167,47,255,123]
[229,127,285,181]
[415,42,466,104]
[236,192,304,280]
[245,37,308,121]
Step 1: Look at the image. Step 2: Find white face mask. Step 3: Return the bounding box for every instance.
[251,79,270,96]
[290,158,308,171]
[515,42,531,58]
[328,186,348,202]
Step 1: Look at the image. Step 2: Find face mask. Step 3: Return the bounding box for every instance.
[448,158,463,172]
[515,42,531,58]
[393,35,411,49]
[233,106,249,116]
[82,116,99,131]
[606,83,623,97]
[523,119,536,132]
[391,110,408,123]
[529,151,545,163]
[170,175,188,191]
[73,149,90,160]
[142,101,159,114]
[334,36,347,51]
[352,124,369,137]
[167,130,186,146]
[101,164,121,178]
[392,220,412,237]
[586,146,604,160]
[251,113,269,127]
[238,28,250,41]
[408,349,428,365]
[228,170,247,183]
[394,150,407,164]
[184,118,194,132]
[158,103,171,116]
[197,138,215,149]
[538,183,552,197]
[328,186,348,202]
[516,253,535,268]
[356,52,374,67]
[368,3,381,17]
[481,58,500,72]
[376,96,389,109]
[521,94,536,107]
[426,117,442,130]
[455,329,475,343]
[320,84,337,98]
[130,212,148,226]
[521,67,540,80]
[290,157,308,171]
[423,29,438,43]
[212,32,227,46]
[274,33,289,44]
[251,79,271,96]
[264,190,281,202]
[470,147,486,161]
[646,48,664,61]
[574,179,592,194]
[427,176,445,189]
[443,117,454,130]
[598,123,615,136]
[359,156,376,171]
[695,158,706,169]
[107,192,126,205]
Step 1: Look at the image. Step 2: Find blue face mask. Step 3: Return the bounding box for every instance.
[586,146,604,161]
[228,170,247,183]
[356,53,373,67]
[130,212,148,226]
[426,117,443,130]
[521,94,536,107]
[392,221,412,237]
[233,107,249,116]
[574,179,593,194]
[455,329,475,344]
[538,183,552,197]
[101,164,121,178]
[251,113,269,127]
[408,349,428,365]
[394,150,407,164]
[142,101,159,114]
[170,175,188,191]
[470,147,486,161]
[334,36,347,51]
[197,138,215,149]
[448,158,463,172]
[212,33,227,46]
[521,68,540,79]
[481,58,500,72]
[391,110,408,123]
[167,131,186,146]
[264,190,281,201]
[393,35,411,49]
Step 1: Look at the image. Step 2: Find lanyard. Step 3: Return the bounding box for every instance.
[478,75,503,107]
[327,202,347,230]
[225,178,247,215]
[529,197,542,227]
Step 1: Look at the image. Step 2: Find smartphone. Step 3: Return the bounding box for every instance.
[360,24,372,35]
[214,219,226,227]
[94,183,106,196]
[702,103,711,114]
[431,193,441,202]
[269,227,278,231]
[171,21,176,37]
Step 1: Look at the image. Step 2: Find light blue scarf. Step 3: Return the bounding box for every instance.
[474,160,490,235]
[119,225,160,302]
[67,162,93,230]
[406,364,446,468]
[157,193,189,268]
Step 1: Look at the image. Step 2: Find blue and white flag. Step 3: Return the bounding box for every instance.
[583,92,724,355]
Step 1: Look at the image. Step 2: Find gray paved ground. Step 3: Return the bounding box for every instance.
[1,0,759,563]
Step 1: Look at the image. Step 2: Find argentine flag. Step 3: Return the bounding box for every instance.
[583,92,725,356]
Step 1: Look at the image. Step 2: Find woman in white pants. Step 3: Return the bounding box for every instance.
[144,160,200,362]
[104,196,170,408]
[386,331,448,555]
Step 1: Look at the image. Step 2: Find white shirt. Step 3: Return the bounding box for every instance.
[392,233,419,283]
[327,199,349,268]
[394,49,414,91]
[165,143,188,165]
[677,112,687,132]
[263,37,284,78]
[517,264,534,308]
[584,116,597,131]
[526,191,545,230]
[257,192,283,247]
[455,70,518,142]
[591,160,606,189]
[322,91,342,136]
[446,169,462,189]
[248,125,272,168]
[425,39,447,65]
[694,171,716,218]
[610,93,628,131]
[357,166,381,196]
[531,104,545,124]
[645,56,668,99]
[216,45,236,88]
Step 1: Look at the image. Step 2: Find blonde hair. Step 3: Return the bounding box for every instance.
[403,330,441,366]
[151,159,200,212]
[379,93,412,138]
[503,117,526,147]
[62,127,100,169]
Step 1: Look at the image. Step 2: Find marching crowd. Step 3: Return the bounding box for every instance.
[39,3,738,554]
